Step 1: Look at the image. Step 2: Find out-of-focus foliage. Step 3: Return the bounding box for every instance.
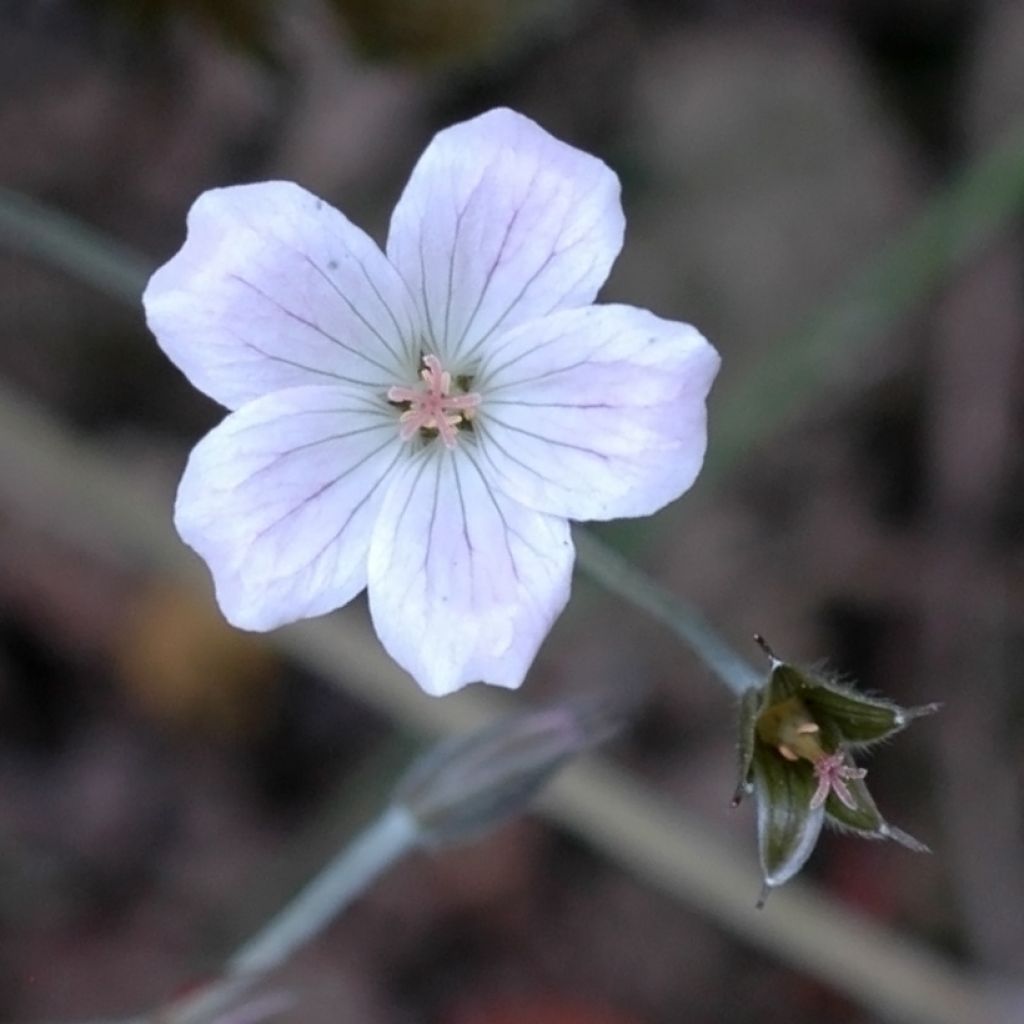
[329,0,568,64]
[95,0,572,66]
[99,0,278,61]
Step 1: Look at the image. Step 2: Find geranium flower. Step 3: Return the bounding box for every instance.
[144,108,719,696]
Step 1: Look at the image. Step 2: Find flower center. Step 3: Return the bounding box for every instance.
[809,753,867,811]
[387,354,481,449]
[756,695,868,811]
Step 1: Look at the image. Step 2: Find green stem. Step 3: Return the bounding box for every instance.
[572,528,760,694]
[0,186,149,306]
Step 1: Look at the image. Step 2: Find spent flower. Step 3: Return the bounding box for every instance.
[734,636,939,903]
[145,108,719,695]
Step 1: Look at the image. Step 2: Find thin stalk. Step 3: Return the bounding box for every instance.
[572,528,761,694]
[0,186,149,305]
[705,121,1024,481]
[167,807,419,1024]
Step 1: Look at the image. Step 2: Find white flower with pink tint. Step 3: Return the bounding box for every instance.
[144,108,719,696]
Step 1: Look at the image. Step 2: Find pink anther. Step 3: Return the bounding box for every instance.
[388,354,481,449]
[810,753,867,811]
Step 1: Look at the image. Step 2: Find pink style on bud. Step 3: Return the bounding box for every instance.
[810,752,868,811]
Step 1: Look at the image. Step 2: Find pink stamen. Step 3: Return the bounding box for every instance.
[810,753,867,811]
[388,354,481,449]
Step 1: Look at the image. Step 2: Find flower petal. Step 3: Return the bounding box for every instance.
[145,182,419,410]
[386,108,624,367]
[176,386,406,630]
[473,304,720,520]
[367,449,573,696]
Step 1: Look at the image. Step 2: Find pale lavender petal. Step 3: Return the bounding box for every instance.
[176,386,407,630]
[367,449,573,696]
[386,108,623,367]
[145,182,419,410]
[473,304,720,521]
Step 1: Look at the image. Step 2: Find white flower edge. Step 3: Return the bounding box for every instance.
[144,181,420,411]
[386,107,625,367]
[367,450,574,696]
[174,385,406,630]
[473,303,720,521]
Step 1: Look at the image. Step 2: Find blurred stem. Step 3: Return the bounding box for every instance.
[166,807,418,1024]
[705,121,1024,481]
[543,759,990,1024]
[573,528,761,694]
[0,186,149,306]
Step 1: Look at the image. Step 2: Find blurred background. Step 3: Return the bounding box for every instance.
[1,0,1023,1021]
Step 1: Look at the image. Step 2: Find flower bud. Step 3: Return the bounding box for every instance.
[735,636,938,903]
[392,694,626,847]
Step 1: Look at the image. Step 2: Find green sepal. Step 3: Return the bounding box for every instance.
[734,686,762,805]
[739,640,937,898]
[802,680,909,744]
[823,770,884,834]
[764,658,941,747]
[764,662,809,704]
[824,775,929,852]
[753,746,825,890]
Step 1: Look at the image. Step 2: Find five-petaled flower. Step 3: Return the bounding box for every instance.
[144,107,720,696]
